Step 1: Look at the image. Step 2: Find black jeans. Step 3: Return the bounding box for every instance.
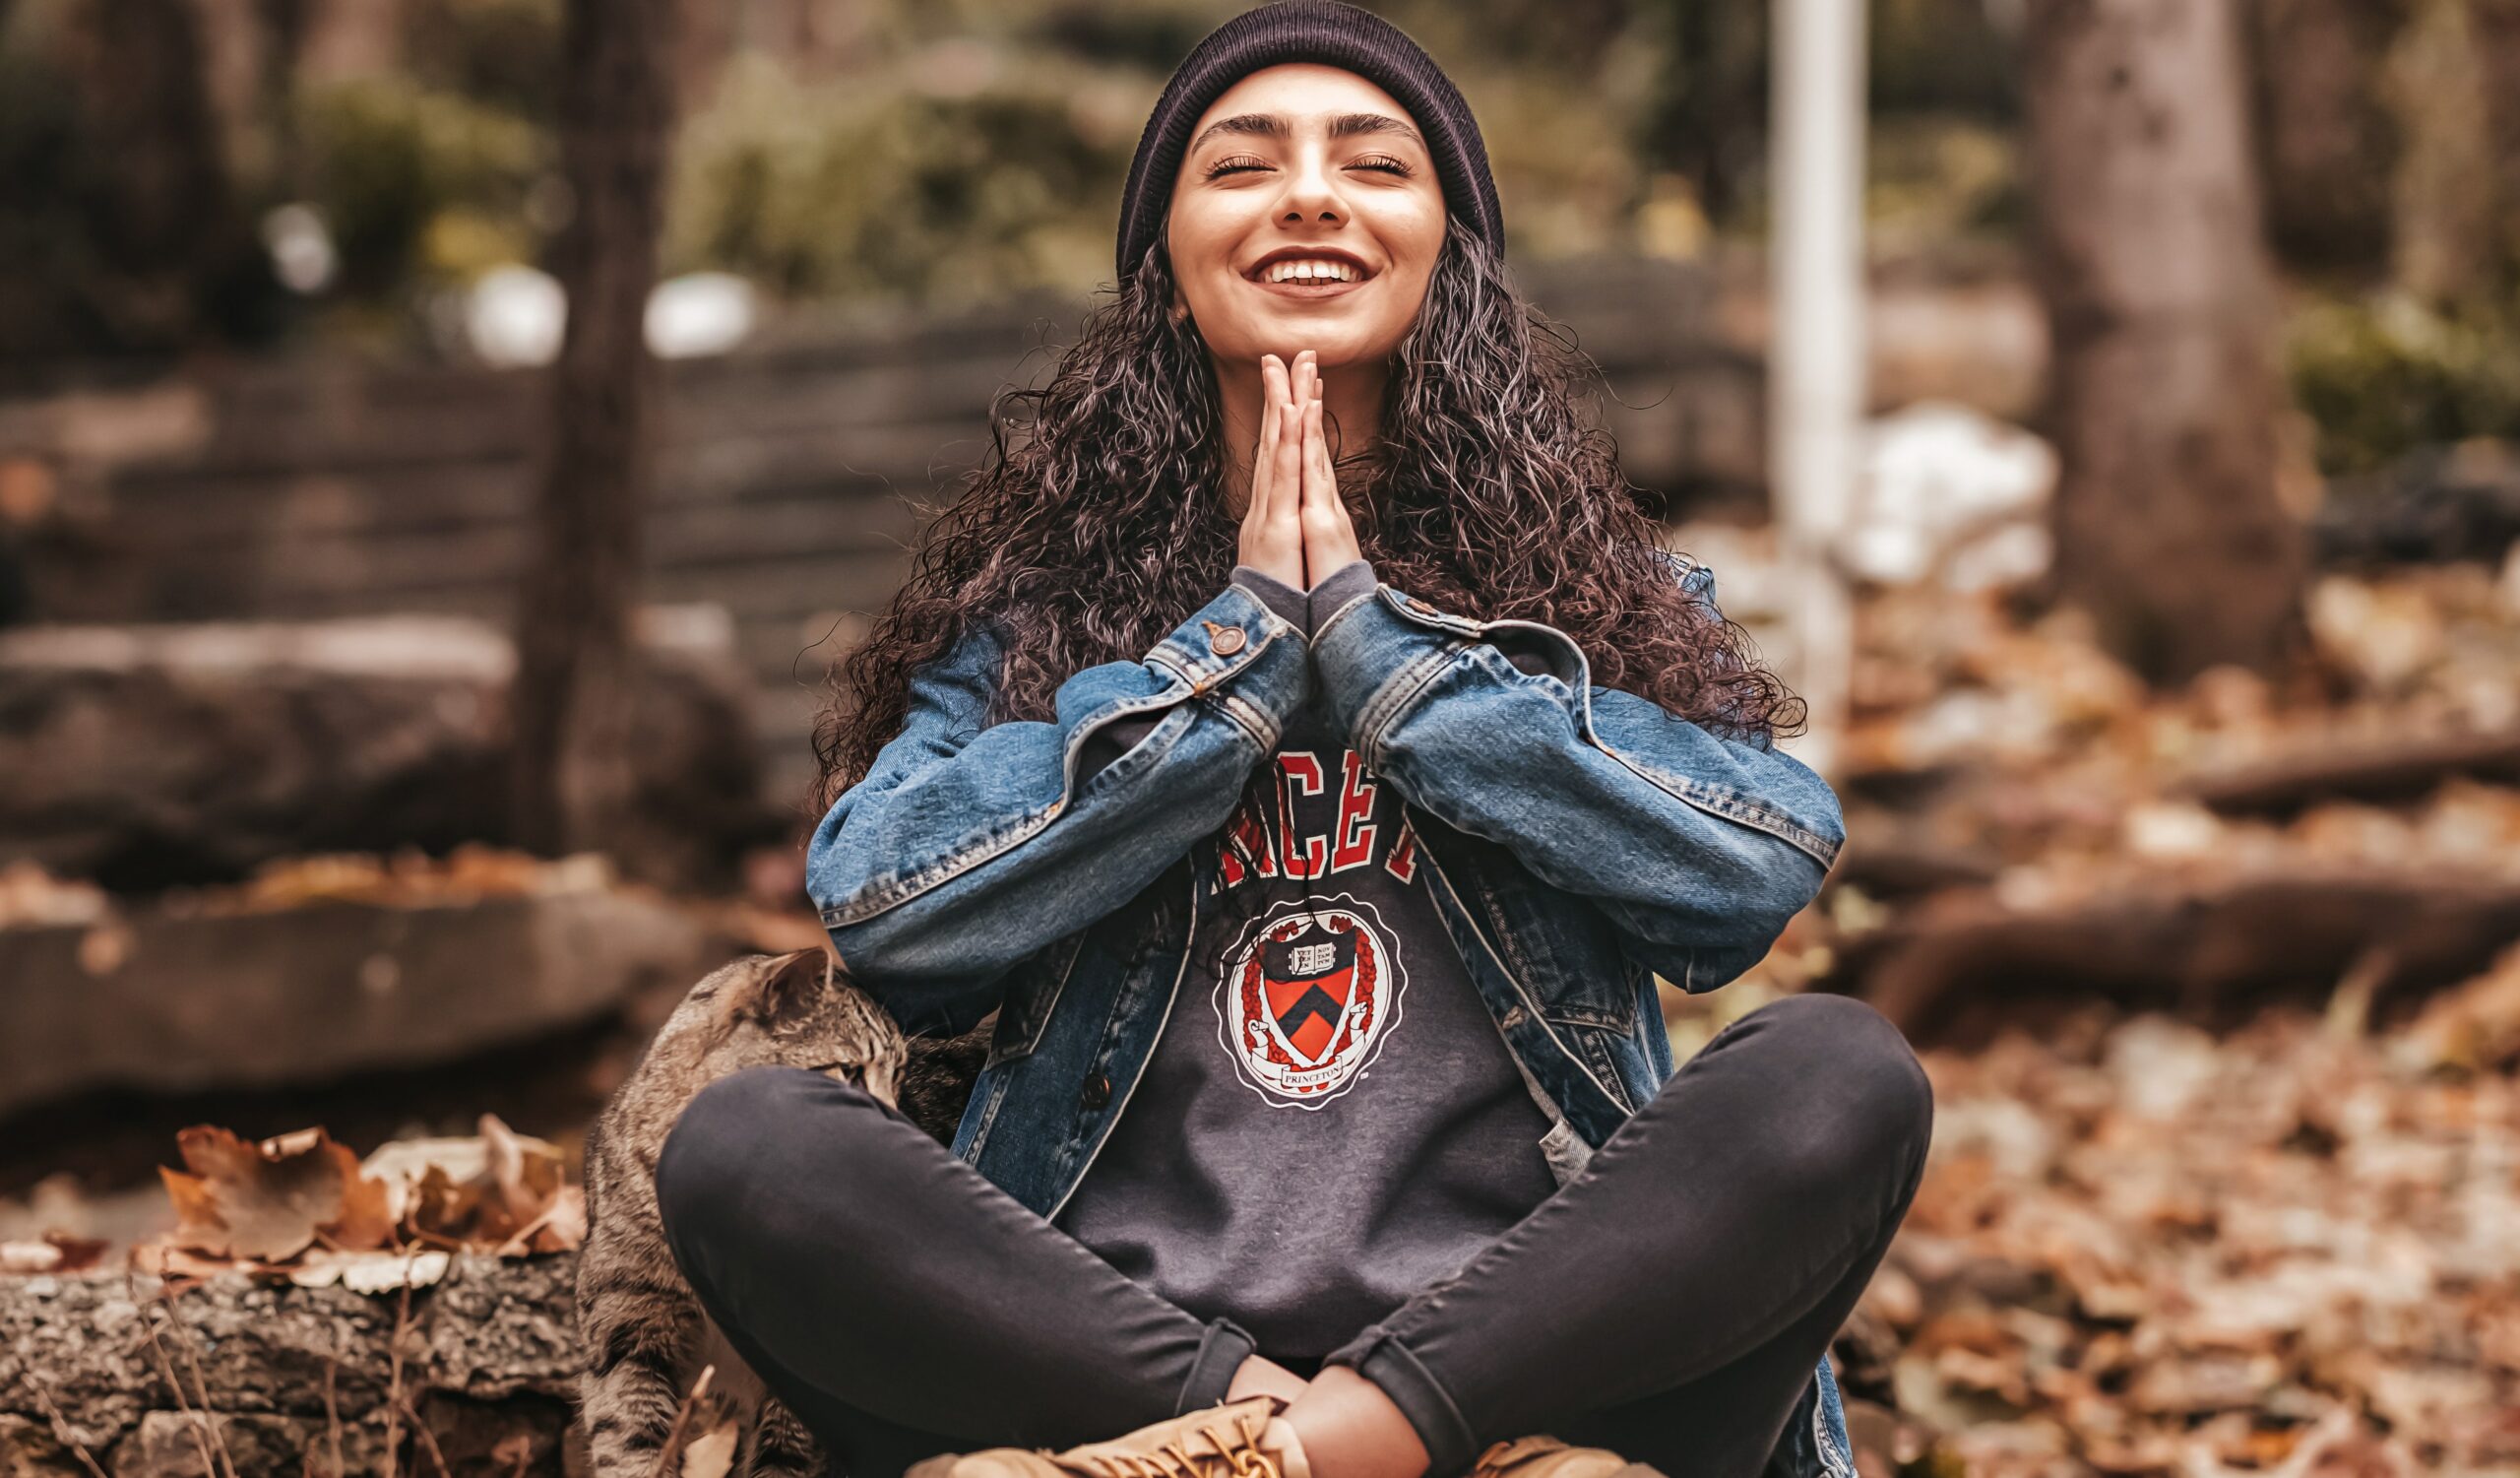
[655,992,1932,1478]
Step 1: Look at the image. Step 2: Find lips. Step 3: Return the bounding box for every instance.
[1242,247,1375,295]
[1244,257,1371,299]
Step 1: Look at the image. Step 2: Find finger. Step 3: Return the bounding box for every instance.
[1304,400,1355,554]
[1291,354,1316,484]
[1251,356,1284,521]
[1299,376,1324,575]
[1303,398,1332,521]
[1271,366,1304,527]
[1297,400,1329,581]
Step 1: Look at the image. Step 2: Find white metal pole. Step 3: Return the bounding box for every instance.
[1769,0,1866,776]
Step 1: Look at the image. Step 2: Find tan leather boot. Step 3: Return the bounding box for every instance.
[904,1395,1311,1478]
[1467,1435,1664,1478]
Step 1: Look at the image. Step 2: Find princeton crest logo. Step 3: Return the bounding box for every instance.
[1213,894,1407,1109]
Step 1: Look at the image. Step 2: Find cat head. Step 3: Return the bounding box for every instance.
[670,947,902,1103]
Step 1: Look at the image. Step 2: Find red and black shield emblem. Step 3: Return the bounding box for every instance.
[1214,896,1406,1109]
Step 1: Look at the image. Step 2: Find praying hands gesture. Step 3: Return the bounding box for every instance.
[1236,349,1364,592]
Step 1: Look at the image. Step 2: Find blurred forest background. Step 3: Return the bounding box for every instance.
[3,2,2520,1476]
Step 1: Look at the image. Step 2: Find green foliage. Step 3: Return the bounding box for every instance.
[664,55,1139,304]
[402,0,564,125]
[2286,290,2520,475]
[976,0,1232,72]
[291,76,551,294]
[1865,116,2023,250]
[1869,0,2018,119]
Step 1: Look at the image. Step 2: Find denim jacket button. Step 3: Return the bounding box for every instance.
[1207,625,1246,656]
[1082,1072,1112,1109]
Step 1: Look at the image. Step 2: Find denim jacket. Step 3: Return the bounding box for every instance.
[806,555,1854,1478]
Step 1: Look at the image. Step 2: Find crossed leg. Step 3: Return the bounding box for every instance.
[1317,993,1932,1477]
[653,992,1931,1478]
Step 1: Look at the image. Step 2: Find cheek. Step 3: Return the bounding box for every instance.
[1167,192,1249,276]
[1391,202,1447,274]
[1378,212,1446,310]
[1166,215,1244,316]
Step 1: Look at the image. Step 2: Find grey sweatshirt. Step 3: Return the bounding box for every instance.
[1055,560,1560,1358]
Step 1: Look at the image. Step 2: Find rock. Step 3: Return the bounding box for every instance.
[2313,438,2520,567]
[0,1256,583,1478]
[1842,402,2057,592]
[0,611,781,896]
[1832,869,2520,1048]
[0,887,722,1118]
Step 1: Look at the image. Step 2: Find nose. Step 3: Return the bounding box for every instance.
[1275,140,1346,228]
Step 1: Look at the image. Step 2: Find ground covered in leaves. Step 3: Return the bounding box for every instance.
[1852,969,2518,1477]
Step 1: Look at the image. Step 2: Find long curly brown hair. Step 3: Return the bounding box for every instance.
[807,214,1801,814]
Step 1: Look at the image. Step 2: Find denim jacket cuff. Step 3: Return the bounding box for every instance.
[1148,579,1313,750]
[1311,580,1589,765]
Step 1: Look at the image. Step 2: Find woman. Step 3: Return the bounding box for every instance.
[654,5,1931,1478]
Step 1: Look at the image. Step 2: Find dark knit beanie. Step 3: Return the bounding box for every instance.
[1113,0,1505,284]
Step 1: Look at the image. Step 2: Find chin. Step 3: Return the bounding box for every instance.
[1261,332,1372,363]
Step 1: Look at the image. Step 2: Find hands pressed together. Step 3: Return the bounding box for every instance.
[1236,349,1364,592]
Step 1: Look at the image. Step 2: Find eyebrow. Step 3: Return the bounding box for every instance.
[1186,111,1427,157]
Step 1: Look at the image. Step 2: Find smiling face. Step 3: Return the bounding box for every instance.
[1164,63,1448,374]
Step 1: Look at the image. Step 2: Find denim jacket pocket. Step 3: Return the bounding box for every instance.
[1546,1018,1642,1114]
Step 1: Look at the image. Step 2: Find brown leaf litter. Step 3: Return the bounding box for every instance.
[113,1113,583,1292]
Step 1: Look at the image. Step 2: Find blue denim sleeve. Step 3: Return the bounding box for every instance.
[1308,560,1844,994]
[807,579,1311,1031]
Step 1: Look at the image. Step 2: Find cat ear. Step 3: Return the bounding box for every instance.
[750,947,832,1022]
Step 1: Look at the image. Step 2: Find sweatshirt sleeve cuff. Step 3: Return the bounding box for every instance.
[1231,565,1312,636]
[1306,558,1377,636]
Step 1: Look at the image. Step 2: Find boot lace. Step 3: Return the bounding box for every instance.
[1072,1416,1284,1478]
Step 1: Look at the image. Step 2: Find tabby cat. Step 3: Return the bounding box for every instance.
[577,946,992,1478]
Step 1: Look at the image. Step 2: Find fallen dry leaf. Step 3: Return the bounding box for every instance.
[364,1114,579,1253]
[285,1247,451,1293]
[128,1241,262,1281]
[199,846,616,917]
[0,859,109,931]
[1,1233,107,1275]
[158,1125,398,1262]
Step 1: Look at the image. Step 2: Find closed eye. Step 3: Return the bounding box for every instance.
[1204,156,1418,179]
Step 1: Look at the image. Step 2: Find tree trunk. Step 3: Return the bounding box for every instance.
[2026,0,2307,683]
[16,0,265,356]
[2383,0,2501,300]
[509,0,681,857]
[2473,0,2520,273]
[2246,0,2407,276]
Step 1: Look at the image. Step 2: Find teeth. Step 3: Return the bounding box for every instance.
[1263,259,1358,283]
